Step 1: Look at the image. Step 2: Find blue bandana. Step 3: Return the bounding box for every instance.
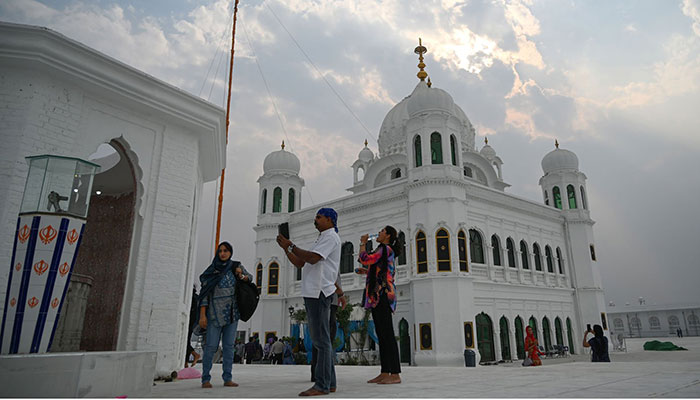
[317,207,338,232]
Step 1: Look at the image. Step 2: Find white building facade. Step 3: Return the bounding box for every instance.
[240,48,609,366]
[0,23,225,375]
[607,304,700,338]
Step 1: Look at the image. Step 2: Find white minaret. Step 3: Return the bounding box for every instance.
[246,142,304,340]
[539,140,607,353]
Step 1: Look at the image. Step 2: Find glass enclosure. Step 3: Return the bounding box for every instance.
[20,155,100,219]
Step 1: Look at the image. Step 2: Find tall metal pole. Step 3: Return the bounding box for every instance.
[215,0,240,251]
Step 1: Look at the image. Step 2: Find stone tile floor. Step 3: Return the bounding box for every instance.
[149,337,700,398]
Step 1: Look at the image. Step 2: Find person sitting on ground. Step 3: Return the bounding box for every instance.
[583,324,610,362]
[524,326,542,366]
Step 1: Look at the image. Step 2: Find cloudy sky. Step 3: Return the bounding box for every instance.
[2,0,699,308]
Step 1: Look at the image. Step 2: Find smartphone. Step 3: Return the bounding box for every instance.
[278,222,290,239]
[587,324,592,332]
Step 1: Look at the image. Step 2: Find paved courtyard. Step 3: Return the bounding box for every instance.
[149,337,700,398]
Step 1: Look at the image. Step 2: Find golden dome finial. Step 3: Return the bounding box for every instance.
[555,139,559,149]
[427,77,432,87]
[485,137,488,145]
[364,139,368,147]
[414,38,428,82]
[281,140,285,150]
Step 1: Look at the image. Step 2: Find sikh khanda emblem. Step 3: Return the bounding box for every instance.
[51,298,59,309]
[59,262,70,277]
[18,225,30,244]
[15,262,21,272]
[39,225,58,245]
[34,260,49,276]
[28,297,39,308]
[10,298,16,307]
[66,229,79,245]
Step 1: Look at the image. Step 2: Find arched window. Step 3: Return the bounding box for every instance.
[436,228,451,271]
[567,184,577,209]
[491,235,501,266]
[552,186,562,209]
[261,189,267,214]
[554,317,564,346]
[580,186,587,209]
[649,316,661,330]
[529,316,538,340]
[256,263,263,288]
[542,317,552,350]
[520,240,530,270]
[545,246,554,273]
[688,314,700,328]
[414,135,422,167]
[268,262,279,294]
[458,230,468,272]
[506,238,516,268]
[288,188,295,212]
[272,187,282,213]
[533,243,542,271]
[450,135,457,166]
[391,168,402,179]
[464,166,473,177]
[630,317,641,330]
[397,231,406,265]
[668,315,680,329]
[613,318,624,331]
[544,190,549,206]
[566,317,575,354]
[416,231,427,273]
[340,242,354,274]
[469,229,484,264]
[556,247,563,274]
[430,132,443,164]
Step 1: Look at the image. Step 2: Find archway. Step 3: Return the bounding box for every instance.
[399,318,410,364]
[555,317,564,347]
[52,140,137,351]
[515,316,525,359]
[476,312,495,362]
[529,316,539,340]
[499,316,511,360]
[542,317,552,351]
[566,317,575,354]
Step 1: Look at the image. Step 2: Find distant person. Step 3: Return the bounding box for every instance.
[677,328,683,338]
[524,326,542,366]
[263,337,273,362]
[283,340,295,365]
[244,337,258,364]
[583,324,610,362]
[270,337,285,365]
[357,226,402,384]
[234,339,244,364]
[198,241,253,388]
[184,286,201,368]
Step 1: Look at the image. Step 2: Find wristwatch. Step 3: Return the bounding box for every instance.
[286,243,296,254]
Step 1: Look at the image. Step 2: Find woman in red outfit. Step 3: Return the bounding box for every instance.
[357,226,402,384]
[524,326,542,366]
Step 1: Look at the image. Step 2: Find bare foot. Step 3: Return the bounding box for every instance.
[192,352,201,366]
[367,373,389,383]
[377,374,401,384]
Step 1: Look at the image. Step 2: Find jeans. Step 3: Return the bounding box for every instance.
[305,293,336,392]
[202,319,239,383]
[311,304,338,381]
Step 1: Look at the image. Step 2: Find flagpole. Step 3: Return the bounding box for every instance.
[215,0,240,251]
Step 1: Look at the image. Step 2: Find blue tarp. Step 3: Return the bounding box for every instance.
[301,319,377,361]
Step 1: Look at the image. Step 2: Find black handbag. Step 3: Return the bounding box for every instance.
[235,269,260,322]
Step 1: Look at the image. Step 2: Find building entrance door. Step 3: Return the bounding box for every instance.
[476,313,495,362]
[515,316,525,359]
[399,318,410,364]
[499,316,511,360]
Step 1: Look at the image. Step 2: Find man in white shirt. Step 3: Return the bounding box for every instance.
[277,208,341,396]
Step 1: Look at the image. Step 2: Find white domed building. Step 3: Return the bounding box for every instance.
[241,45,608,366]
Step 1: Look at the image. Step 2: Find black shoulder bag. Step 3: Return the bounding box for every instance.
[234,263,260,322]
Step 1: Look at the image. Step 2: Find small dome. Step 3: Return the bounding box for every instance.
[480,138,497,161]
[406,81,455,116]
[263,143,300,175]
[541,142,579,174]
[358,141,374,163]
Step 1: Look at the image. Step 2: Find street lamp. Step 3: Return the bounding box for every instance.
[288,306,295,337]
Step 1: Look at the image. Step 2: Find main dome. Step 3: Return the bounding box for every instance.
[263,145,300,175]
[378,81,475,156]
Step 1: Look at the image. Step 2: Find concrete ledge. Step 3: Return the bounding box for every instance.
[0,351,156,398]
